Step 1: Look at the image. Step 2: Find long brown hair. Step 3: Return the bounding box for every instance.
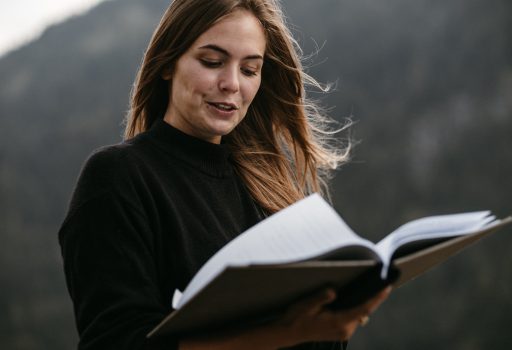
[125,0,350,214]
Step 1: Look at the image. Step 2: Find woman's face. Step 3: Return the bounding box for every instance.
[163,9,266,144]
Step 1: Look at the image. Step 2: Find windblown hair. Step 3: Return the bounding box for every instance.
[125,0,350,214]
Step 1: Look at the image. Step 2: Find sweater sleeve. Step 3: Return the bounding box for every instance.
[58,149,178,350]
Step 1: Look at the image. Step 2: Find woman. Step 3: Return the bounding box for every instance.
[59,0,391,349]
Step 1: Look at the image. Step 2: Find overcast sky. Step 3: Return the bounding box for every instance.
[0,0,107,57]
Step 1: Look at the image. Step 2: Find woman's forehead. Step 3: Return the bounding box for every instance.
[191,10,266,57]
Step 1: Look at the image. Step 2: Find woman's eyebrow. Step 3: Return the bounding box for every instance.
[198,44,263,60]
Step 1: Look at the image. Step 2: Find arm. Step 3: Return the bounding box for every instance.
[179,286,391,349]
[59,147,185,349]
[59,190,177,350]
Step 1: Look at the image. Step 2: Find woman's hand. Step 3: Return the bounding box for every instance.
[271,286,392,347]
[180,286,391,350]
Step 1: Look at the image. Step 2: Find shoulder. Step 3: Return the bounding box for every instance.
[69,140,151,205]
[61,141,149,228]
[79,143,134,187]
[82,140,142,173]
[80,132,157,176]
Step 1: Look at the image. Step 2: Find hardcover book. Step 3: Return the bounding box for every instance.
[148,194,511,337]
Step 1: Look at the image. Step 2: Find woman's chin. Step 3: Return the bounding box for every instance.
[206,121,239,138]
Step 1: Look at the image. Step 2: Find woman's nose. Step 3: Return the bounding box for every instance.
[218,66,240,93]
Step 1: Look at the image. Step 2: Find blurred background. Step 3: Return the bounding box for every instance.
[1,0,511,348]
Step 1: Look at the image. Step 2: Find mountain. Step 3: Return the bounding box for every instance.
[1,0,511,349]
[0,1,170,348]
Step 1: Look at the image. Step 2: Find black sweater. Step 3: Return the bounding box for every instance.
[59,119,340,350]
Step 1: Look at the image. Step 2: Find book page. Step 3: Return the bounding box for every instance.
[177,194,378,308]
[376,211,496,269]
[392,217,512,286]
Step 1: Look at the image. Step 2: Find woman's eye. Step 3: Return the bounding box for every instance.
[200,59,222,68]
[241,67,258,77]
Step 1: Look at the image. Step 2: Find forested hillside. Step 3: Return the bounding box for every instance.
[1,0,510,348]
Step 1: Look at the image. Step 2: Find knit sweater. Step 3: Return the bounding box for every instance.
[59,119,341,350]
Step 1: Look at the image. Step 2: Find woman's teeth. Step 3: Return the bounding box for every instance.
[210,103,235,111]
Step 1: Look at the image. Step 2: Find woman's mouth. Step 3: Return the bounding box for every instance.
[207,102,239,111]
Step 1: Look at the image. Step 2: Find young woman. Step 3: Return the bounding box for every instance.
[59,1,391,349]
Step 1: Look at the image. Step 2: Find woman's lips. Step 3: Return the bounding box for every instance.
[207,101,239,111]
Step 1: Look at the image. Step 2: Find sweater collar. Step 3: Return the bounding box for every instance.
[146,119,232,177]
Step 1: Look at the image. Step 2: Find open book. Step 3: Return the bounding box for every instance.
[148,194,511,337]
